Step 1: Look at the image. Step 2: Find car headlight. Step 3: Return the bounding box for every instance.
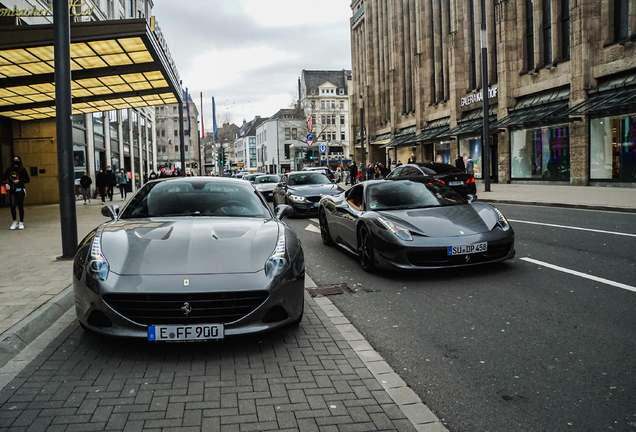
[256,185,264,191]
[265,235,290,278]
[493,207,510,231]
[87,235,110,281]
[377,216,413,241]
[289,194,308,203]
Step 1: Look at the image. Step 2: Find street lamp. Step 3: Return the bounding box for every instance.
[359,94,366,181]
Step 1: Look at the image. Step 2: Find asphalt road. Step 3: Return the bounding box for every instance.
[283,203,636,432]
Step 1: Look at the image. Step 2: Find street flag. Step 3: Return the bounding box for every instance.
[212,97,218,141]
[185,88,191,136]
[200,92,205,139]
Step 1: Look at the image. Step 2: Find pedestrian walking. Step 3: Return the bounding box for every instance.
[117,168,128,201]
[396,160,403,167]
[407,153,417,164]
[465,155,475,175]
[80,171,92,205]
[3,155,30,230]
[455,154,465,172]
[105,165,117,201]
[96,168,108,204]
[348,162,358,185]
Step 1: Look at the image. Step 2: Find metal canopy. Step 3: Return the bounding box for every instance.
[402,117,451,145]
[448,107,498,137]
[0,19,181,121]
[493,101,570,129]
[563,86,636,118]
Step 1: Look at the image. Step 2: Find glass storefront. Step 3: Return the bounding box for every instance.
[434,141,451,164]
[590,115,636,180]
[111,152,120,172]
[511,125,570,180]
[459,138,483,178]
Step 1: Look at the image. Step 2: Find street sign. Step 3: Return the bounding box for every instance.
[306,133,314,141]
[319,144,327,153]
[307,139,314,147]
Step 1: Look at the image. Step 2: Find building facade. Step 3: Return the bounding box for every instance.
[0,0,186,206]
[155,96,200,175]
[234,116,268,173]
[255,109,305,174]
[349,0,636,186]
[300,70,353,169]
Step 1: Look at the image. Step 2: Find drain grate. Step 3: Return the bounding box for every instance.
[306,283,354,297]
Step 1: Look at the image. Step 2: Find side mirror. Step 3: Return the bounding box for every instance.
[466,194,477,203]
[275,204,294,219]
[101,205,120,220]
[277,182,286,188]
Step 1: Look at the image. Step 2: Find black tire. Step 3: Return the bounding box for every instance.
[319,209,334,246]
[357,225,376,272]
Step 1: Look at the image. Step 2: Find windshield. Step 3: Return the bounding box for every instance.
[288,173,332,186]
[255,175,280,184]
[366,180,465,210]
[119,180,271,218]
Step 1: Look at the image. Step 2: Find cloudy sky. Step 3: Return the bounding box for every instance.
[152,0,352,131]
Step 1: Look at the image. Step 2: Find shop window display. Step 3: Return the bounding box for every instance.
[459,138,483,178]
[434,141,451,164]
[590,116,636,180]
[511,126,570,180]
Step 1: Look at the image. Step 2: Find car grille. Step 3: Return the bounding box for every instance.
[306,196,321,203]
[102,291,269,325]
[407,242,513,267]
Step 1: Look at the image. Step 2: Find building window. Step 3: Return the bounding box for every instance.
[526,0,535,71]
[285,128,291,140]
[173,107,177,114]
[543,0,552,65]
[511,126,570,180]
[590,116,636,180]
[284,144,291,159]
[561,0,570,59]
[468,0,477,90]
[614,0,630,42]
[292,128,297,139]
[341,132,346,141]
[340,115,345,125]
[128,0,133,17]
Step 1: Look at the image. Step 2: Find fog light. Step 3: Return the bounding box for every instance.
[262,306,289,323]
[87,310,113,327]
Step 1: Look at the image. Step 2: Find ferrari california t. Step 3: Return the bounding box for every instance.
[73,177,305,341]
[318,178,514,271]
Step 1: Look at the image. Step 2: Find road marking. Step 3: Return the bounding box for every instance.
[509,219,636,238]
[521,257,636,293]
[310,218,319,224]
[305,224,321,233]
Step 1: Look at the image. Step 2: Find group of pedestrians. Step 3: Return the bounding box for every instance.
[91,166,129,204]
[455,153,475,175]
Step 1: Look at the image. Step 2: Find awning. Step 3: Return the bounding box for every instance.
[369,133,391,145]
[563,86,636,118]
[492,86,570,129]
[448,107,498,137]
[379,132,416,148]
[404,117,451,144]
[0,19,182,121]
[493,100,570,129]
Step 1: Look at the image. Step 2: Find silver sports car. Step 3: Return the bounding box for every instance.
[318,178,515,271]
[73,177,305,341]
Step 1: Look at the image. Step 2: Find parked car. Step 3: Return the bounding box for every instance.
[273,171,344,216]
[386,162,476,198]
[73,177,305,340]
[253,174,280,201]
[318,178,514,272]
[302,166,335,180]
[243,173,261,183]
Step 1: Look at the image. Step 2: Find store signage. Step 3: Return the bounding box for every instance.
[0,1,96,17]
[461,87,498,107]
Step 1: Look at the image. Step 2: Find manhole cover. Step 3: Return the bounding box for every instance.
[306,283,354,297]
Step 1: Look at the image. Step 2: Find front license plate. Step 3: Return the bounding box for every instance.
[148,324,224,342]
[447,242,487,255]
[312,202,318,207]
[448,181,463,186]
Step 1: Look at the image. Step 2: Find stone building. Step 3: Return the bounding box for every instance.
[349,0,636,186]
[300,70,353,169]
[154,95,200,174]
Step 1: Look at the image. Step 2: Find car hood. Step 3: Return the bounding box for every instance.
[288,183,343,196]
[377,202,499,238]
[255,183,277,192]
[100,218,280,275]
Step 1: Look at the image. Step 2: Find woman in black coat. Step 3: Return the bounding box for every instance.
[3,155,30,230]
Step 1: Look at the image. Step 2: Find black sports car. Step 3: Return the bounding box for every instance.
[386,162,477,198]
[318,179,514,271]
[73,177,305,341]
[273,171,344,216]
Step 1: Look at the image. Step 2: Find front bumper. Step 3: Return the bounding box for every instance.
[288,200,321,215]
[74,270,304,339]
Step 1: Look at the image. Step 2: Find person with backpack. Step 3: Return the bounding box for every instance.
[3,155,30,230]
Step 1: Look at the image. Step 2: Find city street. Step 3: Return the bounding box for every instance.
[283,203,636,432]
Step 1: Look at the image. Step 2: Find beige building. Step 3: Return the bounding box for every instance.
[350,0,636,186]
[155,96,200,174]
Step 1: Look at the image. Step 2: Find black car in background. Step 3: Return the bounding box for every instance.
[386,162,476,198]
[273,171,344,216]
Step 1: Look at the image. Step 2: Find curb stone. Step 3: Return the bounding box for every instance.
[0,285,73,369]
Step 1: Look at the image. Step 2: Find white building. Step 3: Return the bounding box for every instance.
[234,116,268,173]
[255,109,305,174]
[300,70,353,168]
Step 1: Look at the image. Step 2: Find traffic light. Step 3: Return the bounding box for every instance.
[220,148,224,164]
[192,162,198,169]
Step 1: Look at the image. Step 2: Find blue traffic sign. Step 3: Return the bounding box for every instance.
[319,144,327,153]
[306,133,314,141]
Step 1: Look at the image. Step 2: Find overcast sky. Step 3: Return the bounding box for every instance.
[152,0,352,131]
